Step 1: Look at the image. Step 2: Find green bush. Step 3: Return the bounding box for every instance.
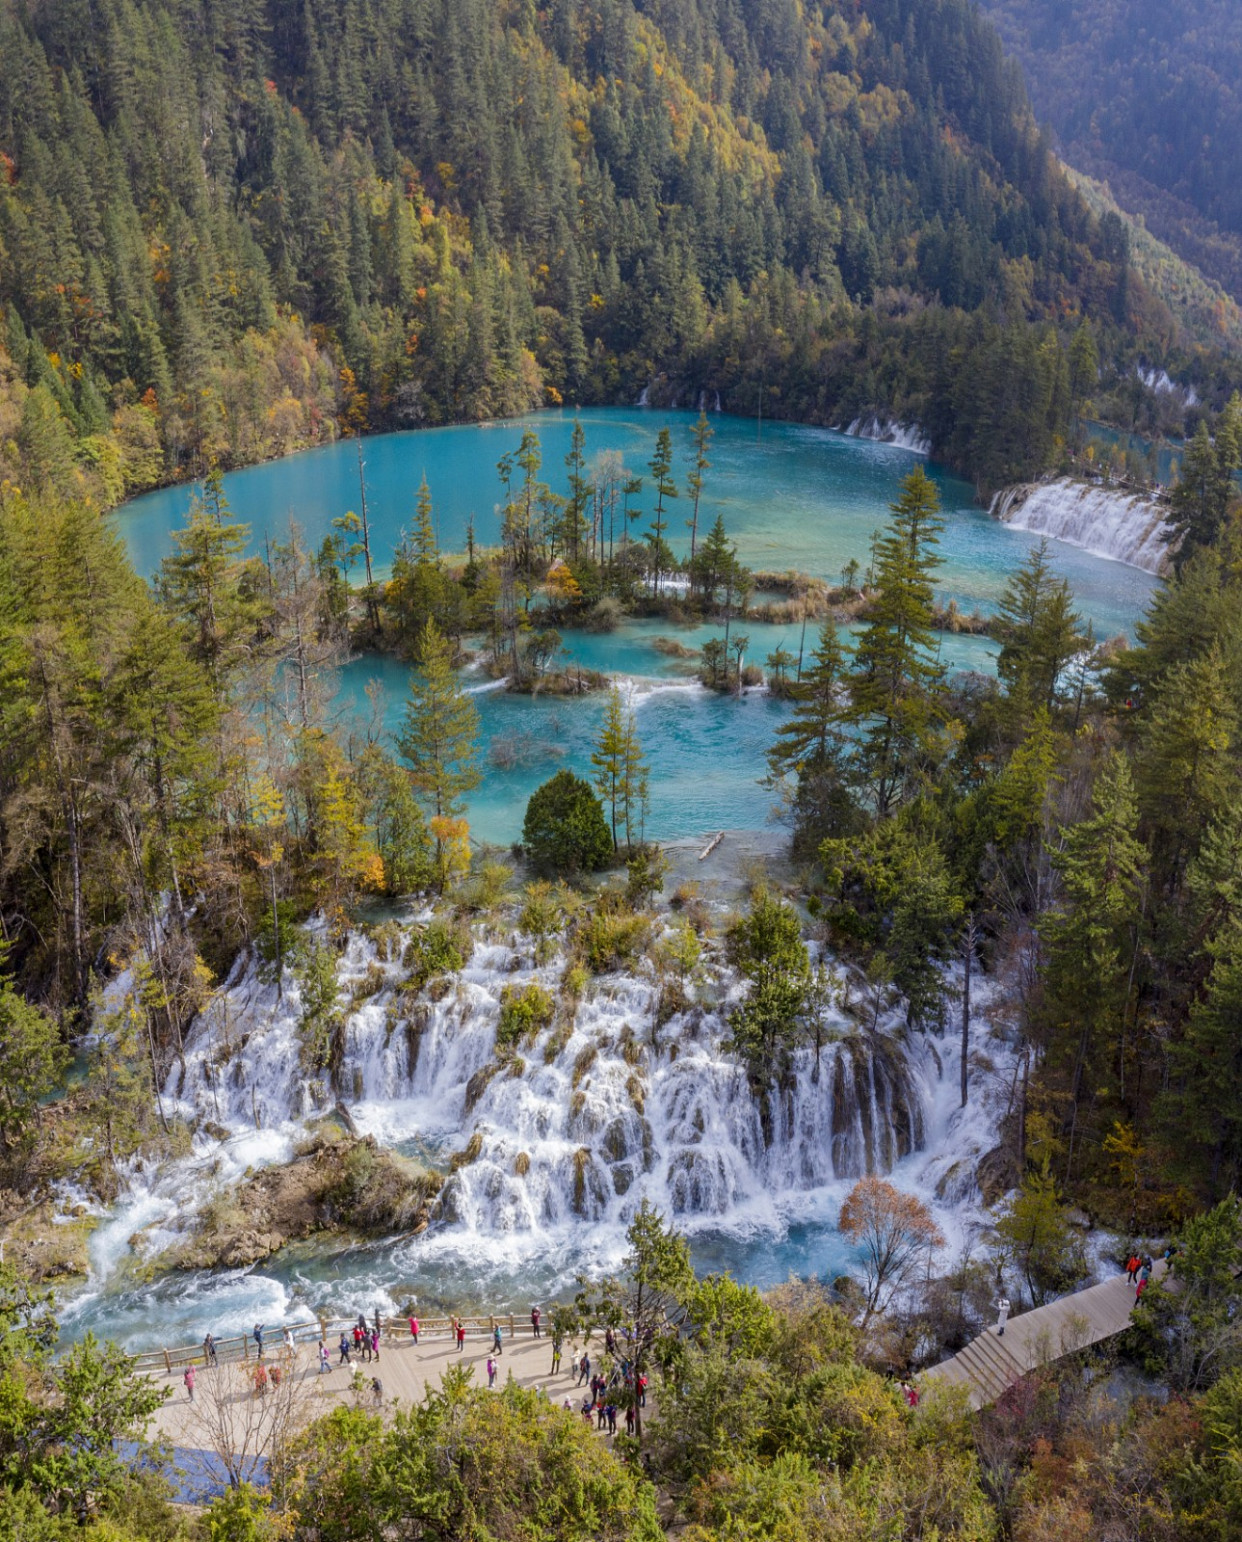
[404,918,471,988]
[578,904,652,973]
[496,983,555,1053]
[522,770,612,877]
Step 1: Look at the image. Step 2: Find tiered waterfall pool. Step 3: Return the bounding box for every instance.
[116,407,1156,845]
[66,410,1159,1351]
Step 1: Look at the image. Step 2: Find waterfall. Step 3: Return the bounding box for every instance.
[636,385,650,407]
[840,416,931,456]
[990,478,1175,575]
[161,923,939,1241]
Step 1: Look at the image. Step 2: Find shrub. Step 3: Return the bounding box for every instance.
[496,983,555,1053]
[404,918,471,988]
[522,770,612,877]
[578,903,652,973]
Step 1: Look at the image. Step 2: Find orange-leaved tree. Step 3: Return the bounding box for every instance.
[838,1175,944,1326]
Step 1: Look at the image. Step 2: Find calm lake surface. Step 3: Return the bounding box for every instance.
[116,409,1157,843]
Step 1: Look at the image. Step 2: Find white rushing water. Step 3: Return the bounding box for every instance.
[991,478,1175,576]
[840,417,931,456]
[59,915,1017,1349]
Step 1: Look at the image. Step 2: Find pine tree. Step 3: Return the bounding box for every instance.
[592,685,648,853]
[563,418,591,560]
[686,411,713,561]
[847,465,946,815]
[1039,754,1146,1179]
[1169,406,1240,570]
[646,427,678,597]
[156,467,262,700]
[996,539,1084,717]
[397,619,481,828]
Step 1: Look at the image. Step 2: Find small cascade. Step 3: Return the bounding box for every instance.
[841,416,931,455]
[636,385,650,407]
[990,478,1175,575]
[163,923,943,1244]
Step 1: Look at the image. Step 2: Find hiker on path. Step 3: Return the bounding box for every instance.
[339,1332,352,1366]
[551,1337,562,1375]
[492,1323,503,1354]
[487,1356,497,1388]
[319,1340,331,1373]
[995,1297,1011,1337]
[183,1365,195,1401]
[203,1333,217,1367]
[371,1376,383,1405]
[409,1315,419,1344]
[577,1352,590,1387]
[253,1323,265,1358]
[531,1306,541,1338]
[456,1320,467,1352]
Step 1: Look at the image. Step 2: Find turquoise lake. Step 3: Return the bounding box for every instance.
[116,409,1158,844]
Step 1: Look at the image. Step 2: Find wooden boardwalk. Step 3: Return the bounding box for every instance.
[925,1262,1166,1410]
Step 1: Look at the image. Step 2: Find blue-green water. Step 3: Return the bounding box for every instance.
[116,409,1157,843]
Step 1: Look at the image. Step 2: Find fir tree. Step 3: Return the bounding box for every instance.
[847,466,946,815]
[645,427,678,597]
[686,411,713,561]
[397,618,481,827]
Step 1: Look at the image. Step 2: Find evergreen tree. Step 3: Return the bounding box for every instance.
[764,620,858,852]
[995,538,1084,717]
[685,411,713,561]
[1038,754,1146,1180]
[847,466,946,816]
[1169,405,1240,570]
[591,686,648,853]
[397,618,481,828]
[645,427,678,597]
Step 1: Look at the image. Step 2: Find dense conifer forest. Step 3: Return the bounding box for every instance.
[979,0,1242,305]
[0,0,1216,501]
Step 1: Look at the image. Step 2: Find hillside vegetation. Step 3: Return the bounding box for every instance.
[979,0,1242,304]
[0,0,1199,500]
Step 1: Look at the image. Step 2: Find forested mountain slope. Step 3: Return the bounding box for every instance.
[978,0,1242,304]
[0,0,1183,498]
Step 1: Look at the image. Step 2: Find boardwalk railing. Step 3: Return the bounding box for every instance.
[132,1314,520,1376]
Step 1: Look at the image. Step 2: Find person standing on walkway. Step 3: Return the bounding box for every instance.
[183,1365,195,1401]
[551,1337,562,1375]
[578,1352,590,1387]
[1125,1252,1140,1282]
[319,1340,330,1373]
[371,1376,383,1405]
[253,1323,265,1359]
[995,1297,1010,1337]
[203,1332,217,1367]
[492,1323,503,1355]
[371,1328,380,1362]
[409,1314,419,1344]
[531,1305,541,1338]
[487,1356,497,1388]
[456,1319,467,1353]
[339,1332,352,1366]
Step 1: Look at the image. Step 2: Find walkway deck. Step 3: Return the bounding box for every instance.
[148,1328,617,1452]
[925,1262,1165,1410]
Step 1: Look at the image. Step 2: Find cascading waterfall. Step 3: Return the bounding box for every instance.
[990,478,1175,575]
[839,416,931,455]
[163,923,933,1244]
